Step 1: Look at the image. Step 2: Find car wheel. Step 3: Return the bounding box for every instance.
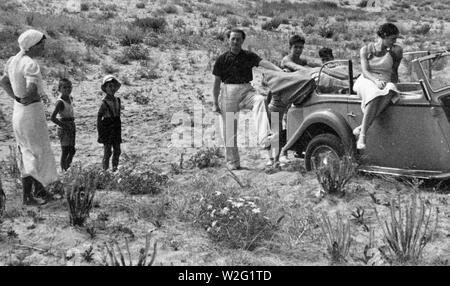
[305,133,345,171]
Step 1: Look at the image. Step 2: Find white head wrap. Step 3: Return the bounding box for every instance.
[18,29,45,52]
[13,29,45,61]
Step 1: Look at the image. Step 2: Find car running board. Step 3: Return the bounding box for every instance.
[358,165,450,180]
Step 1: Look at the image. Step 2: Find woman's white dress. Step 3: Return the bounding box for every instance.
[353,43,400,111]
[5,55,57,187]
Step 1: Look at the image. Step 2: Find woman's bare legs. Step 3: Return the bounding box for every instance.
[374,91,395,117]
[358,91,396,149]
[358,97,383,149]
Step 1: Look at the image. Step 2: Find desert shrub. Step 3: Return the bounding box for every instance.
[173,18,185,29]
[320,212,353,264]
[136,2,145,9]
[357,0,368,7]
[319,23,334,38]
[114,165,168,195]
[99,4,118,11]
[120,45,149,62]
[0,0,21,11]
[135,67,159,80]
[198,191,277,250]
[134,17,167,33]
[0,145,21,180]
[411,23,431,35]
[0,25,19,58]
[374,194,439,264]
[302,14,317,28]
[117,27,145,46]
[64,164,97,226]
[187,147,222,169]
[313,155,357,196]
[80,3,89,11]
[262,17,288,31]
[102,62,120,74]
[163,4,178,14]
[102,232,157,266]
[226,16,238,27]
[241,19,252,27]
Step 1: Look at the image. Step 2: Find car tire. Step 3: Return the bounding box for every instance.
[305,133,345,171]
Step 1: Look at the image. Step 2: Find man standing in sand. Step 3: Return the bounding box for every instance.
[212,28,283,170]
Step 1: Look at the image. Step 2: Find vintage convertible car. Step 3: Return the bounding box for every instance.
[282,51,450,179]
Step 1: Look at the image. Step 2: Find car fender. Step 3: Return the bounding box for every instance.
[283,109,356,155]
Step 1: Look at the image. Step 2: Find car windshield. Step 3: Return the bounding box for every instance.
[398,51,431,82]
[419,53,450,91]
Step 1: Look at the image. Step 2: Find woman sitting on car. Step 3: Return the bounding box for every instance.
[353,23,403,149]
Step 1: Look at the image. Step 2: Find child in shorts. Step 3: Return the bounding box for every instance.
[97,75,122,171]
[51,78,76,171]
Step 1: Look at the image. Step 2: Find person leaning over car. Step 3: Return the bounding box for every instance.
[280,34,322,72]
[212,28,283,170]
[352,23,403,150]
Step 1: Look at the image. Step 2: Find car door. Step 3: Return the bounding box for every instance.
[347,53,450,171]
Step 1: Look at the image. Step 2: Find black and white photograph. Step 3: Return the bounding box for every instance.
[0,0,449,270]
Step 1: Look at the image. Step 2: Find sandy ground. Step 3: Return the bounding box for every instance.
[0,0,449,266]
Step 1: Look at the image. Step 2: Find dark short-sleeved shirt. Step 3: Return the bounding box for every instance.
[212,49,262,84]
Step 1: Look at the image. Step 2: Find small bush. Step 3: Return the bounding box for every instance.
[374,194,439,264]
[136,3,145,9]
[80,3,89,11]
[120,45,149,62]
[134,17,167,33]
[102,232,157,266]
[241,19,252,27]
[320,212,353,264]
[302,14,317,28]
[0,145,21,180]
[163,4,178,14]
[117,27,145,46]
[262,17,288,31]
[187,147,222,169]
[102,62,120,74]
[198,191,277,250]
[412,23,431,35]
[99,4,118,12]
[319,24,334,38]
[173,18,185,29]
[65,165,97,227]
[313,156,356,196]
[114,165,168,195]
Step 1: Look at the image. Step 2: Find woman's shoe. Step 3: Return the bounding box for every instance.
[357,134,366,150]
[353,126,362,137]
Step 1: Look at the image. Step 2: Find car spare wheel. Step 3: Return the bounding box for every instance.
[305,133,345,171]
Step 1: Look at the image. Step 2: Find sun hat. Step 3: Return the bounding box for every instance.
[101,75,121,93]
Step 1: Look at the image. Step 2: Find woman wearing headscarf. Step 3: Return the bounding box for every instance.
[0,29,58,205]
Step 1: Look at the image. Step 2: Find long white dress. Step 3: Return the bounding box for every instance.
[5,55,58,187]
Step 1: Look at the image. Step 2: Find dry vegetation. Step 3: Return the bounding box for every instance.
[0,0,449,266]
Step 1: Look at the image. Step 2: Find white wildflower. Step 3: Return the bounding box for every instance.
[214,191,222,196]
[211,221,217,227]
[207,204,213,210]
[252,208,261,214]
[232,202,244,208]
[220,207,229,215]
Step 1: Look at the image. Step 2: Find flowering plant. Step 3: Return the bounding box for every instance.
[198,191,277,250]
